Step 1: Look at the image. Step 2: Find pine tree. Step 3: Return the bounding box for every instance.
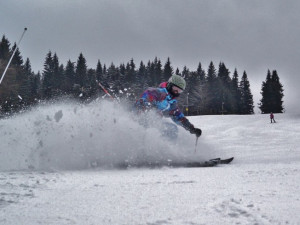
[136,61,147,95]
[231,69,242,114]
[153,57,162,85]
[0,37,27,112]
[75,53,88,87]
[146,60,155,87]
[119,63,126,91]
[259,70,284,113]
[101,64,108,89]
[194,62,207,114]
[103,64,107,76]
[0,35,10,61]
[128,58,136,84]
[122,59,136,93]
[52,53,62,95]
[20,58,34,104]
[163,57,173,81]
[179,66,191,110]
[64,60,75,94]
[217,62,232,114]
[270,70,284,113]
[119,63,126,76]
[178,67,189,108]
[96,60,103,82]
[87,68,97,97]
[184,70,203,114]
[10,43,23,66]
[58,64,65,94]
[196,62,206,84]
[205,61,218,114]
[32,71,41,101]
[10,43,24,85]
[182,66,189,78]
[22,58,41,105]
[106,62,121,97]
[42,51,54,99]
[240,71,254,114]
[259,70,272,113]
[127,59,137,97]
[138,61,147,80]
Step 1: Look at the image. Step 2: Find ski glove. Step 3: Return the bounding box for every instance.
[190,127,202,137]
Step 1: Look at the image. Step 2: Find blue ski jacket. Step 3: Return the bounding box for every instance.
[134,87,195,132]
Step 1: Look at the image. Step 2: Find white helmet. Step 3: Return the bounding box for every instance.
[168,75,186,90]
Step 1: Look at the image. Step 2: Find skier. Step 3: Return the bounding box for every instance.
[270,112,276,123]
[134,74,202,139]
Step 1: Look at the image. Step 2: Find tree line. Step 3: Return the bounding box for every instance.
[0,34,284,116]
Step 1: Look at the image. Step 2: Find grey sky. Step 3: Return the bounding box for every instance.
[1,0,299,113]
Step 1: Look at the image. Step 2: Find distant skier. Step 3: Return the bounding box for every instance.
[270,112,276,123]
[134,74,202,139]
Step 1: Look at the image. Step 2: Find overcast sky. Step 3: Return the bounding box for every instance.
[1,0,299,113]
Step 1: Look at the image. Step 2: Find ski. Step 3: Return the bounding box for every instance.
[117,157,234,168]
[208,157,234,164]
[175,157,234,168]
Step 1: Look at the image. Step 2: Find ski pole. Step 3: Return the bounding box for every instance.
[98,82,114,100]
[194,136,199,153]
[0,27,27,86]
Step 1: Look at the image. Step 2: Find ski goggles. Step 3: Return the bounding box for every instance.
[172,85,183,94]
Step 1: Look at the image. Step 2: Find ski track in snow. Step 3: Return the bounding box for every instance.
[1,100,300,224]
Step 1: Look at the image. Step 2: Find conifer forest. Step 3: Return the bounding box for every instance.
[0,35,284,117]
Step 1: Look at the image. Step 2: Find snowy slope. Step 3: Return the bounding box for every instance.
[0,101,300,224]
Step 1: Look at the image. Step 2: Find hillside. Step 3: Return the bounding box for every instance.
[0,101,299,224]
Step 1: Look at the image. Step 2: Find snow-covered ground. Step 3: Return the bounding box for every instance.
[0,100,300,225]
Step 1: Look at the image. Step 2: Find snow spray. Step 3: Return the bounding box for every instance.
[0,99,213,171]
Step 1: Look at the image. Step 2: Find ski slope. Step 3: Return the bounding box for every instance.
[0,100,300,224]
